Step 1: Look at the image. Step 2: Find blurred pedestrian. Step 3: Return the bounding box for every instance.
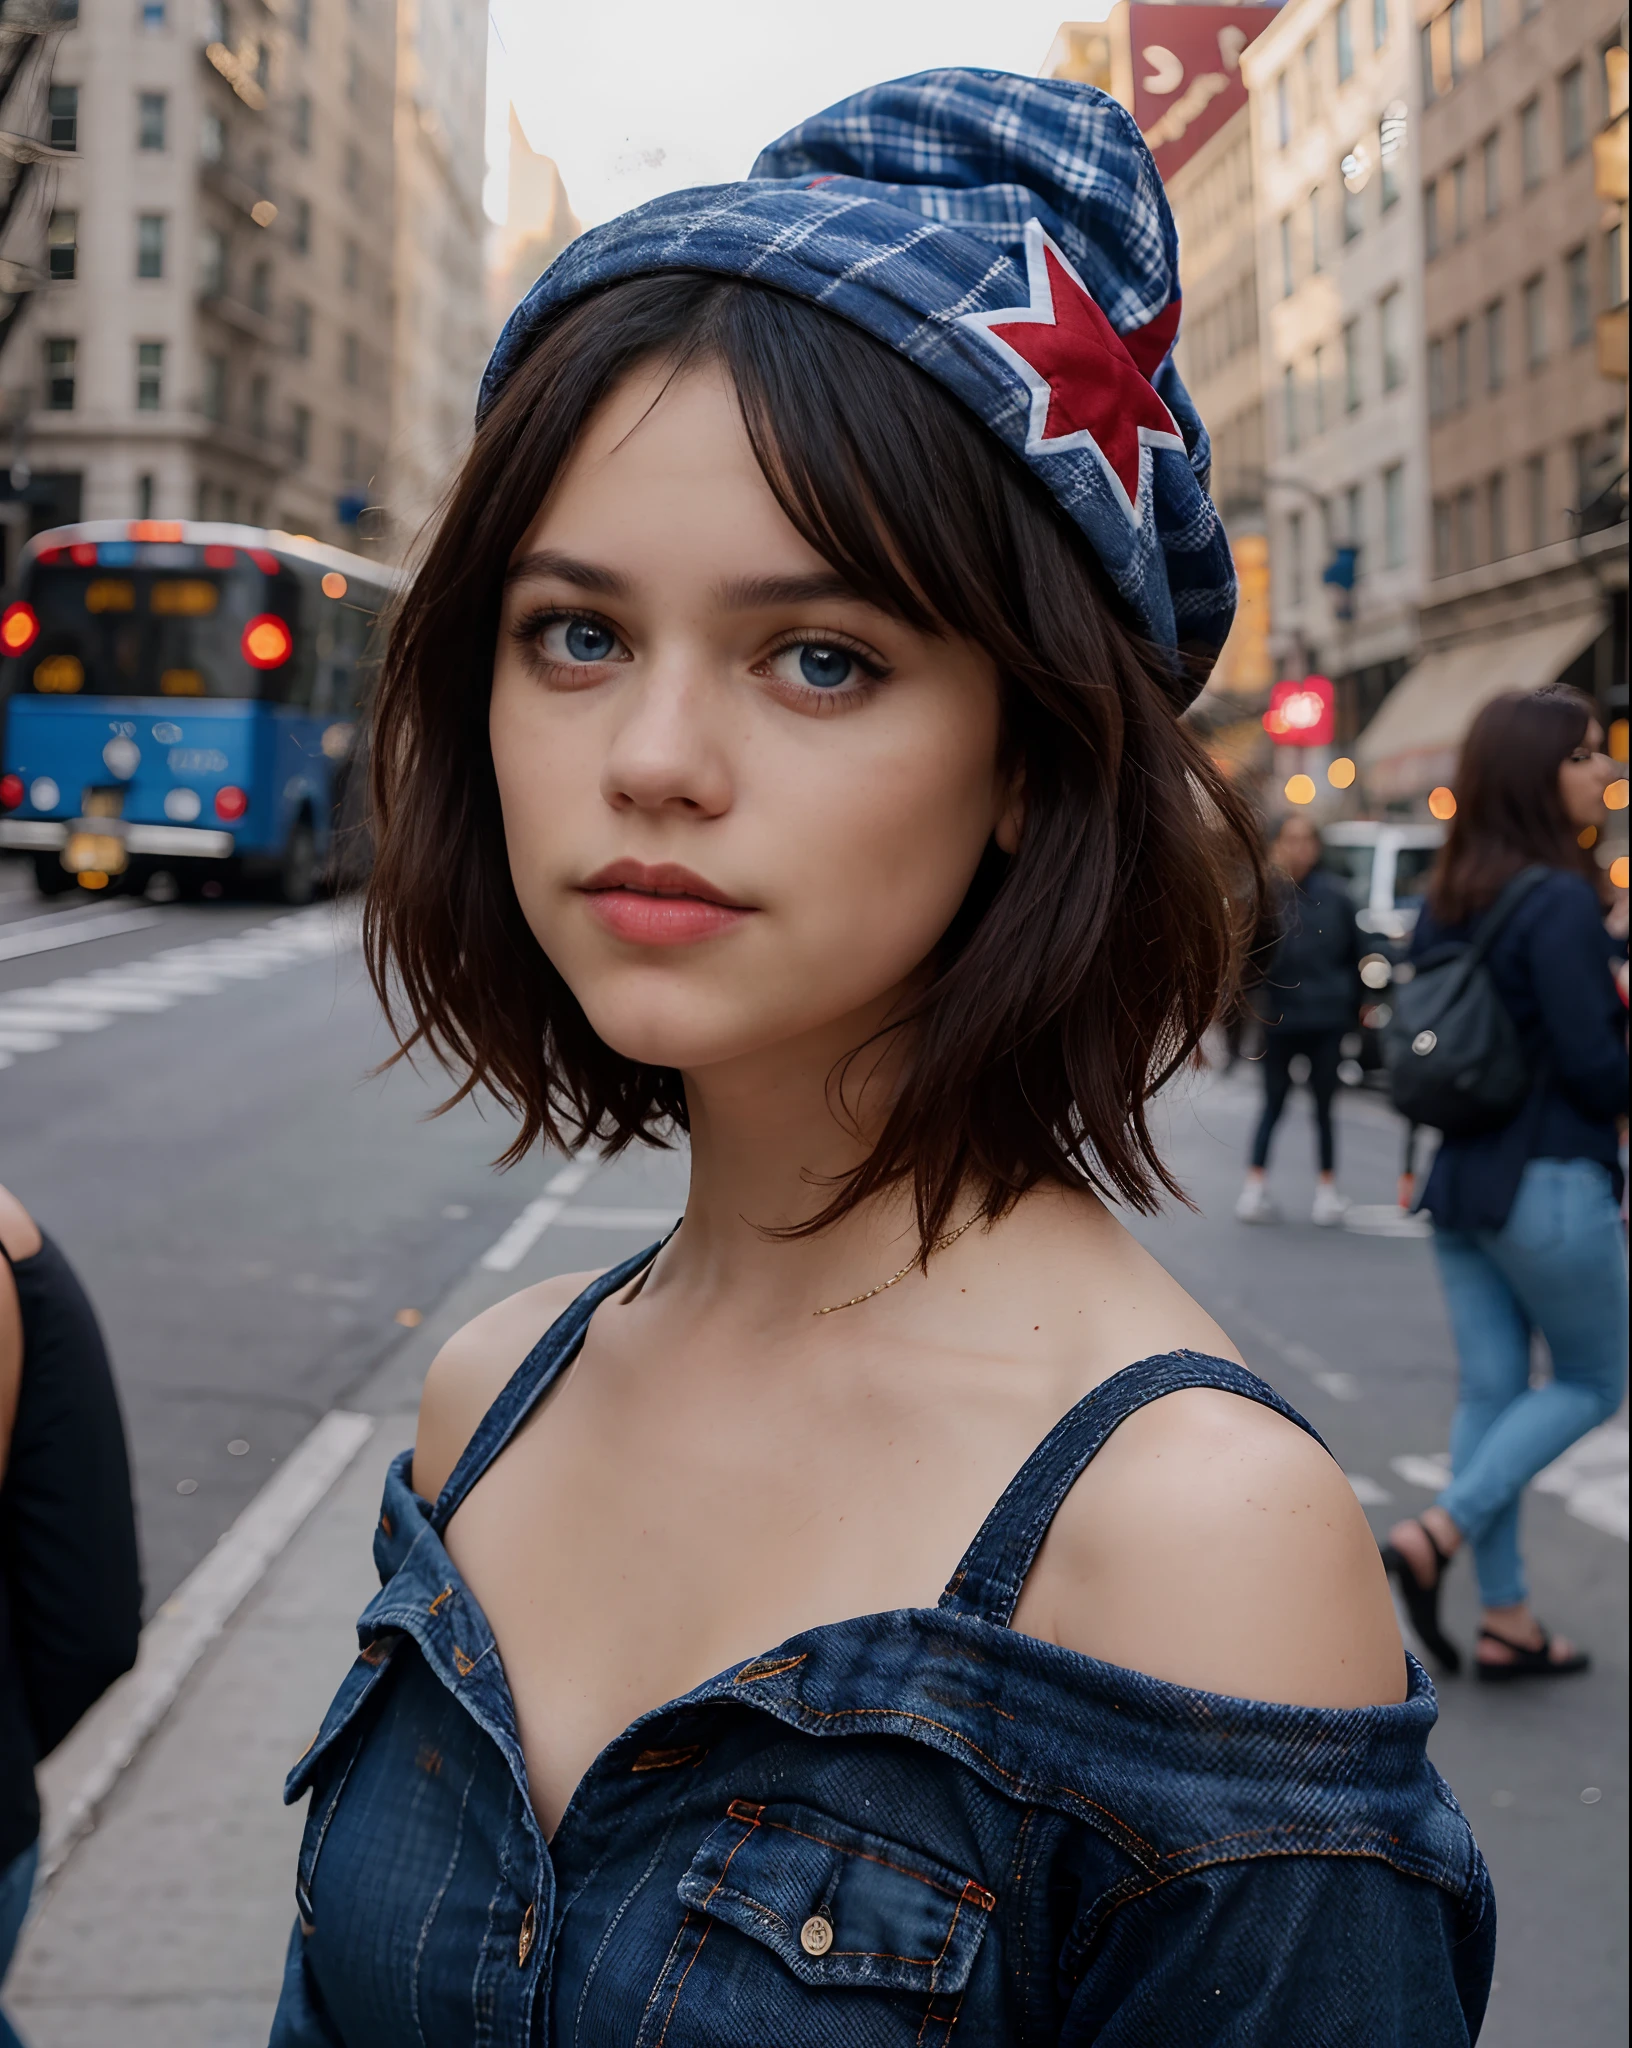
[1236,814,1362,1225]
[1383,688,1628,1680]
[0,1187,141,2043]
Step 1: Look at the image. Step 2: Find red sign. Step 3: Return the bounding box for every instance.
[1263,675,1335,746]
[1130,4,1280,183]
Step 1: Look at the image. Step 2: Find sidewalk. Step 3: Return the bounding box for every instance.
[7,1148,687,2048]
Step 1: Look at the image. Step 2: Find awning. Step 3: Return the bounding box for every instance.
[1357,612,1605,800]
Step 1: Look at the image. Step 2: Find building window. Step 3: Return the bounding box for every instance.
[342,331,360,385]
[1343,317,1361,409]
[1480,0,1499,54]
[340,427,360,482]
[1342,156,1364,240]
[1282,363,1299,452]
[1450,157,1467,239]
[1519,97,1541,188]
[1524,452,1545,545]
[343,144,361,196]
[1484,298,1505,390]
[135,339,163,409]
[1380,287,1404,389]
[342,238,360,291]
[136,473,155,520]
[1486,471,1506,558]
[201,109,225,163]
[291,299,311,356]
[1565,245,1591,345]
[1343,482,1363,557]
[291,198,310,255]
[1308,187,1323,273]
[1432,497,1452,574]
[1419,23,1436,104]
[137,91,166,150]
[202,353,227,422]
[291,403,310,465]
[1313,342,1327,434]
[1523,272,1546,367]
[1372,0,1387,48]
[1607,222,1627,309]
[292,92,310,152]
[47,84,77,151]
[1276,72,1291,148]
[249,259,270,315]
[136,213,165,278]
[248,373,268,439]
[1428,336,1446,418]
[1447,0,1467,81]
[43,337,76,410]
[47,209,77,281]
[1481,130,1500,217]
[1382,461,1405,565]
[1336,0,1353,81]
[1379,100,1405,208]
[1453,319,1470,407]
[141,0,165,27]
[1454,487,1475,569]
[1288,508,1305,606]
[1279,214,1294,298]
[291,0,309,44]
[346,46,362,101]
[1559,63,1585,160]
[1302,37,1319,120]
[1423,177,1440,259]
[199,225,226,296]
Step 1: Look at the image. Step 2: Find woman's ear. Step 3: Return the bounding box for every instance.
[993,766,1025,857]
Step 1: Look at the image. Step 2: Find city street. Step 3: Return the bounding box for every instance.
[0,861,1625,2046]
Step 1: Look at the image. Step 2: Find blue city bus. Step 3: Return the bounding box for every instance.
[0,520,400,900]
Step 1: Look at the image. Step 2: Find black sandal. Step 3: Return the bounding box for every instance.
[1475,1627,1590,1682]
[1381,1521,1461,1674]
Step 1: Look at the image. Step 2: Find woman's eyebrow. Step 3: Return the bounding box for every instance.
[505,548,630,595]
[712,570,868,611]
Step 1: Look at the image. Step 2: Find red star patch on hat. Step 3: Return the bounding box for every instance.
[960,220,1185,526]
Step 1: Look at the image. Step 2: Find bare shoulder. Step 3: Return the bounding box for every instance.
[1017,1386,1407,1708]
[0,1184,43,1263]
[411,1268,601,1502]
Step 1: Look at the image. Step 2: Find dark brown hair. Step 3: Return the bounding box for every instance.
[1428,686,1602,924]
[365,272,1264,1251]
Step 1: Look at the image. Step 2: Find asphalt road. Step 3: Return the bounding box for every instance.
[0,854,1624,2044]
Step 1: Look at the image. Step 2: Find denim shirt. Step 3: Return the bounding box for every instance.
[271,1249,1495,2045]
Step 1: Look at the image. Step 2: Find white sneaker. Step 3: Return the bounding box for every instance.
[1235,1178,1279,1223]
[1312,1185,1351,1227]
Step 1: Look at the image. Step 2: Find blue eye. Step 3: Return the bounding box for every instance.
[563,618,616,662]
[797,644,854,689]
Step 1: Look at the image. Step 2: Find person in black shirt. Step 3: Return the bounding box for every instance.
[0,1185,141,2039]
[1237,815,1364,1226]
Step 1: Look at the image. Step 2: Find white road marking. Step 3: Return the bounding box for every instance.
[1346,1473,1394,1505]
[0,906,162,962]
[1391,1453,1452,1491]
[1392,1431,1629,1542]
[34,1407,377,1880]
[478,1161,605,1272]
[0,905,359,1074]
[553,1207,682,1231]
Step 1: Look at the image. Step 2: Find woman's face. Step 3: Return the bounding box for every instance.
[489,360,1018,1078]
[1558,721,1617,831]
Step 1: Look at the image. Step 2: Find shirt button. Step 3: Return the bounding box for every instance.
[517,1902,536,1966]
[800,1914,834,1956]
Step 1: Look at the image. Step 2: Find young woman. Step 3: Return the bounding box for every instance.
[1236,814,1363,1226]
[273,72,1493,2045]
[1384,688,1627,1682]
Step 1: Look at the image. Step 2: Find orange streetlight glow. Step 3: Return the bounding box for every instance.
[1284,773,1316,805]
[1327,756,1357,789]
[1605,779,1629,812]
[1611,856,1629,890]
[1428,786,1457,820]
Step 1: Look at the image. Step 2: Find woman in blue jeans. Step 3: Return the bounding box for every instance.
[1385,687,1628,1680]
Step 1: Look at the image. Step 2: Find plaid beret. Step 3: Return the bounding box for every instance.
[482,68,1235,688]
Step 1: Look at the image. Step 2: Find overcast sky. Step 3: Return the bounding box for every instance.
[485,0,1114,225]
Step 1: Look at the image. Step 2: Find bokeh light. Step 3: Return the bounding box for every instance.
[321,571,348,599]
[1428,786,1457,820]
[1604,779,1628,811]
[1579,826,1598,848]
[1284,773,1316,805]
[1612,856,1630,890]
[1327,756,1356,789]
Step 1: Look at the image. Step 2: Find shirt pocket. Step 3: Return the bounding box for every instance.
[635,1797,997,2048]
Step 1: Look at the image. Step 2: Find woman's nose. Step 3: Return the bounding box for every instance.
[600,661,733,819]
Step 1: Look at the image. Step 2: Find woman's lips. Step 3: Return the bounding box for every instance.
[579,860,755,948]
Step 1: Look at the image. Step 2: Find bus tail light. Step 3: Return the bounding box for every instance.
[0,775,22,811]
[128,520,184,542]
[0,601,39,654]
[214,785,248,822]
[240,613,293,668]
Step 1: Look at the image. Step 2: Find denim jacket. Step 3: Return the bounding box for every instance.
[271,1249,1494,2045]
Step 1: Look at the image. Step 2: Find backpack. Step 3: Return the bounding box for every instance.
[1382,866,1549,1138]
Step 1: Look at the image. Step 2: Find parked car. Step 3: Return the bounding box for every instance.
[1317,820,1446,1084]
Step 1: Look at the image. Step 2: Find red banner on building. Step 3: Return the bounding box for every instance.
[1130,4,1280,182]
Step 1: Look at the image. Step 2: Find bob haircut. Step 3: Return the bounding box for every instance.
[1428,686,1603,925]
[366,272,1265,1251]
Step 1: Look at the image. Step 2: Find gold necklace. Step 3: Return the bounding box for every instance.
[812,1211,982,1316]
